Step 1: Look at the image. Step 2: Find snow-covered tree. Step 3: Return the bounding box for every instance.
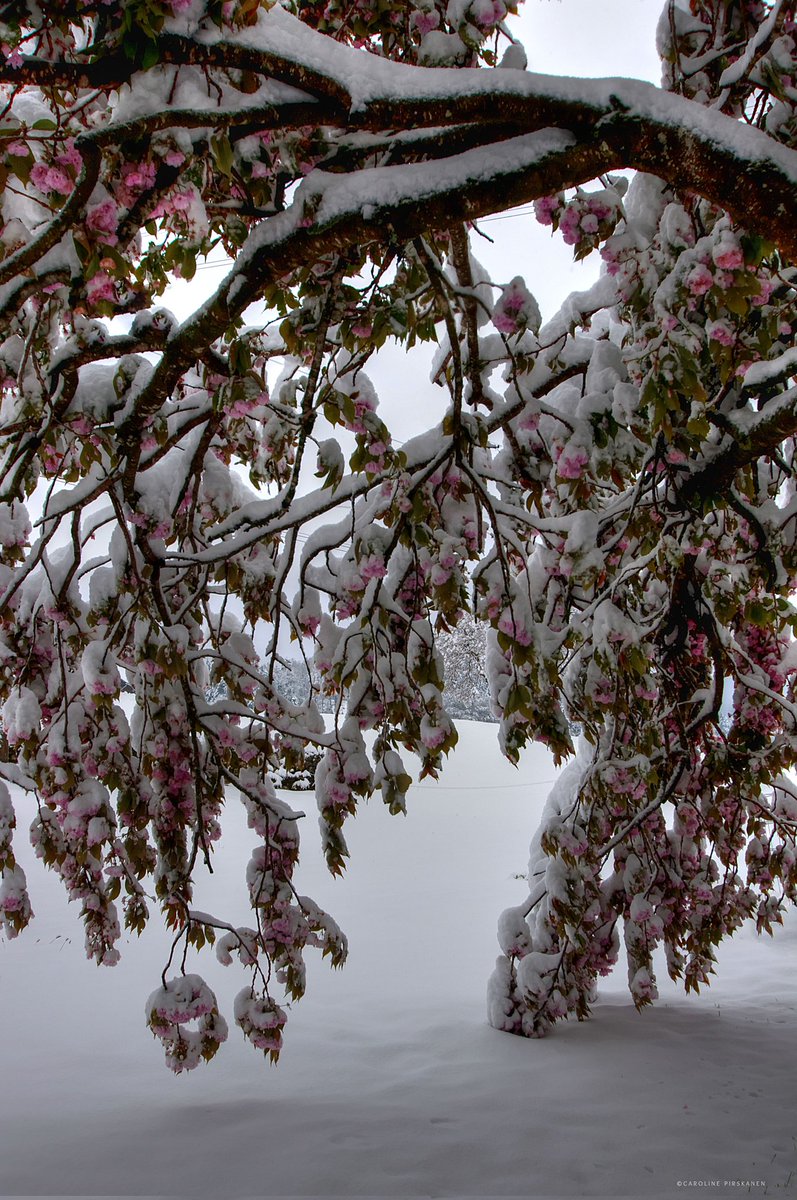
[1,0,796,1069]
[437,614,492,720]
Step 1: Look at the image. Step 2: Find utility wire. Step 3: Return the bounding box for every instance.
[411,776,558,791]
[185,205,537,274]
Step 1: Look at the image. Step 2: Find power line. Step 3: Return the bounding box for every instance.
[477,206,536,224]
[411,776,558,792]
[184,206,537,275]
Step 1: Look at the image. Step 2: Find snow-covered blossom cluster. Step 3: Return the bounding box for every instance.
[0,0,796,1067]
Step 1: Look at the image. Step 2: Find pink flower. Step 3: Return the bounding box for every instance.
[86,199,119,239]
[712,240,743,271]
[360,554,387,580]
[557,445,589,480]
[2,43,23,68]
[559,206,581,246]
[707,319,735,347]
[170,190,193,212]
[497,614,531,646]
[753,276,775,307]
[493,278,539,336]
[412,9,440,34]
[685,263,714,296]
[592,680,615,704]
[119,160,156,202]
[533,195,559,226]
[493,310,519,335]
[587,197,614,221]
[31,162,72,194]
[56,140,82,171]
[86,271,116,306]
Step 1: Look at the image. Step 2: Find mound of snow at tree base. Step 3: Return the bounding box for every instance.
[0,721,794,1200]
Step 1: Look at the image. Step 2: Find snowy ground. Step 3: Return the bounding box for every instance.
[1,721,795,1199]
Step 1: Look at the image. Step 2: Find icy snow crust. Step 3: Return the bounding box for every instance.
[0,724,794,1198]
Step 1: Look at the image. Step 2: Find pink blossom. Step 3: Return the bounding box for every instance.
[412,9,440,34]
[559,829,588,857]
[31,163,72,194]
[493,279,539,337]
[171,190,194,212]
[2,44,23,68]
[326,780,351,805]
[228,396,259,419]
[629,894,654,923]
[497,614,531,646]
[533,195,559,226]
[56,140,82,171]
[707,319,735,347]
[685,263,714,296]
[587,197,614,221]
[360,554,387,580]
[420,722,447,750]
[85,271,116,306]
[712,240,743,271]
[86,199,119,239]
[600,242,621,274]
[493,310,518,335]
[118,160,156,204]
[559,206,581,246]
[592,680,615,704]
[557,445,589,480]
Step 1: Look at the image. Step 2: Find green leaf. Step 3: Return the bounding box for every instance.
[211,133,234,177]
[140,40,161,70]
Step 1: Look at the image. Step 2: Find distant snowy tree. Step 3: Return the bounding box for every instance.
[0,0,796,1069]
[272,659,311,708]
[438,615,492,720]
